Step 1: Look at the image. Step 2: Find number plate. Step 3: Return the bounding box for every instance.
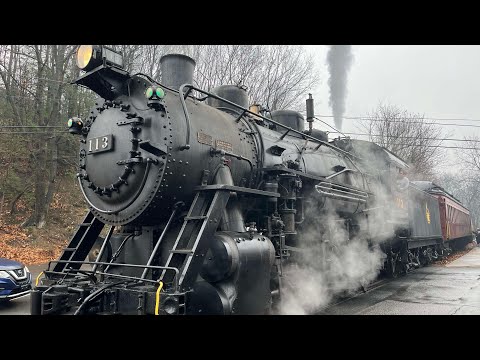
[88,134,114,154]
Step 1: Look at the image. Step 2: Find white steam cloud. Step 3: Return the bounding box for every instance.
[278,210,387,315]
[327,45,354,130]
[276,149,403,315]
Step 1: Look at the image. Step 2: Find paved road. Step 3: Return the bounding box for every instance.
[322,247,480,315]
[0,263,46,315]
[2,247,480,315]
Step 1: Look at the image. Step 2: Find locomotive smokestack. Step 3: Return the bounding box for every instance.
[160,53,196,90]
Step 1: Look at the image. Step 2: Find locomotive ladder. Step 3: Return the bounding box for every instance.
[52,211,105,274]
[160,189,230,293]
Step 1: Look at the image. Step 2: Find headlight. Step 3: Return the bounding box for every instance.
[24,266,30,274]
[77,45,94,70]
[76,45,124,72]
[0,270,11,279]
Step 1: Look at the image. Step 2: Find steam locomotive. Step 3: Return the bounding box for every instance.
[31,45,474,315]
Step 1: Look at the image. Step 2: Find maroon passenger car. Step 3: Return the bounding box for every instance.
[411,181,474,249]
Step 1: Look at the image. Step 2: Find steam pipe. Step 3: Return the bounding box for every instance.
[92,226,115,273]
[214,165,246,233]
[306,93,314,133]
[210,148,254,172]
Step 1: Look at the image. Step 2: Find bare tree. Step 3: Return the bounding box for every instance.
[438,171,480,228]
[0,45,89,228]
[359,103,447,179]
[452,135,480,227]
[194,45,319,111]
[108,45,143,73]
[127,45,319,112]
[458,135,480,174]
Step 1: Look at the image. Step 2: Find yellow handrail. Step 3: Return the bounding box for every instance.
[155,281,164,315]
[35,271,44,286]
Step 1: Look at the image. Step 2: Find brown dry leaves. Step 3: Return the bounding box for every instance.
[0,224,62,265]
[432,247,474,266]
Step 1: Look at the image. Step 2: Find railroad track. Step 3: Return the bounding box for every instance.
[315,272,412,314]
[316,247,474,314]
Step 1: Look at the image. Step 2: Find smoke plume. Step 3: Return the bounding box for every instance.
[327,45,354,130]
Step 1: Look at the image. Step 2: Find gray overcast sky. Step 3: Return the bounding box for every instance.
[305,45,480,174]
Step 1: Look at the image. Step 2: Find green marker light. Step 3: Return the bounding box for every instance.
[155,87,165,98]
[146,87,154,99]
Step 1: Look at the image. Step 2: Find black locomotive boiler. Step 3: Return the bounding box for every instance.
[31,45,472,315]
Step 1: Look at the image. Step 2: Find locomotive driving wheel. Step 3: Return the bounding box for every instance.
[386,251,399,278]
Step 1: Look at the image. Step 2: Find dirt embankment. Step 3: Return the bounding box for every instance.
[0,178,86,265]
